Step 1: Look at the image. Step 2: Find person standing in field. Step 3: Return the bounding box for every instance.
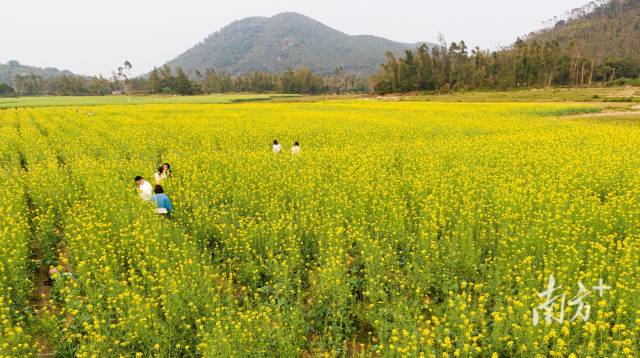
[291,141,301,155]
[150,185,173,216]
[272,139,282,154]
[135,176,153,201]
[154,162,172,185]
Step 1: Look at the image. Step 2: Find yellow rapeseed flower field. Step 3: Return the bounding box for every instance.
[1,100,639,357]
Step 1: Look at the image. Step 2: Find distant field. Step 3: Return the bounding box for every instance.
[0,93,301,108]
[2,88,639,109]
[378,87,640,103]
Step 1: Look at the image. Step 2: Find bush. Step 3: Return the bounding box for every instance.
[0,83,15,97]
[603,97,634,102]
[613,78,640,87]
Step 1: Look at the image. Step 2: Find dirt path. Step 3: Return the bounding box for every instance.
[25,192,58,357]
[32,231,72,357]
[32,244,57,357]
[608,88,638,97]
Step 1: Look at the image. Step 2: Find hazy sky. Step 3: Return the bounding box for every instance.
[1,0,589,76]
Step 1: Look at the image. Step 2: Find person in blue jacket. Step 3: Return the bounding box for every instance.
[150,185,173,217]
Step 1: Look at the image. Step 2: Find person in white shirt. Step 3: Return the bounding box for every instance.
[291,141,301,155]
[272,139,282,154]
[135,176,153,201]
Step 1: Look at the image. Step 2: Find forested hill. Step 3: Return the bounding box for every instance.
[164,12,429,76]
[0,60,77,86]
[525,0,640,63]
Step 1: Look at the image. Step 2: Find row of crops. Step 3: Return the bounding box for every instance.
[1,101,639,356]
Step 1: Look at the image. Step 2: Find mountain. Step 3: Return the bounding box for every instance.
[0,60,78,87]
[164,12,430,76]
[524,0,640,62]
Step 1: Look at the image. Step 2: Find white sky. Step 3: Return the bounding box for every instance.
[1,0,589,77]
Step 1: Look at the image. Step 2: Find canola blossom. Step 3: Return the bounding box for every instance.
[0,100,639,356]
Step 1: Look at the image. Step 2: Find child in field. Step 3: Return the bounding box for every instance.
[154,162,172,185]
[272,139,282,154]
[135,176,153,201]
[291,141,301,155]
[150,185,173,216]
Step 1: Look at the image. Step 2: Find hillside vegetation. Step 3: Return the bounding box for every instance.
[527,0,640,64]
[165,12,427,76]
[0,60,77,86]
[373,0,640,94]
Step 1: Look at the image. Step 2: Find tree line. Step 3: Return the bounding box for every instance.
[372,38,640,95]
[6,45,639,97]
[6,65,368,97]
